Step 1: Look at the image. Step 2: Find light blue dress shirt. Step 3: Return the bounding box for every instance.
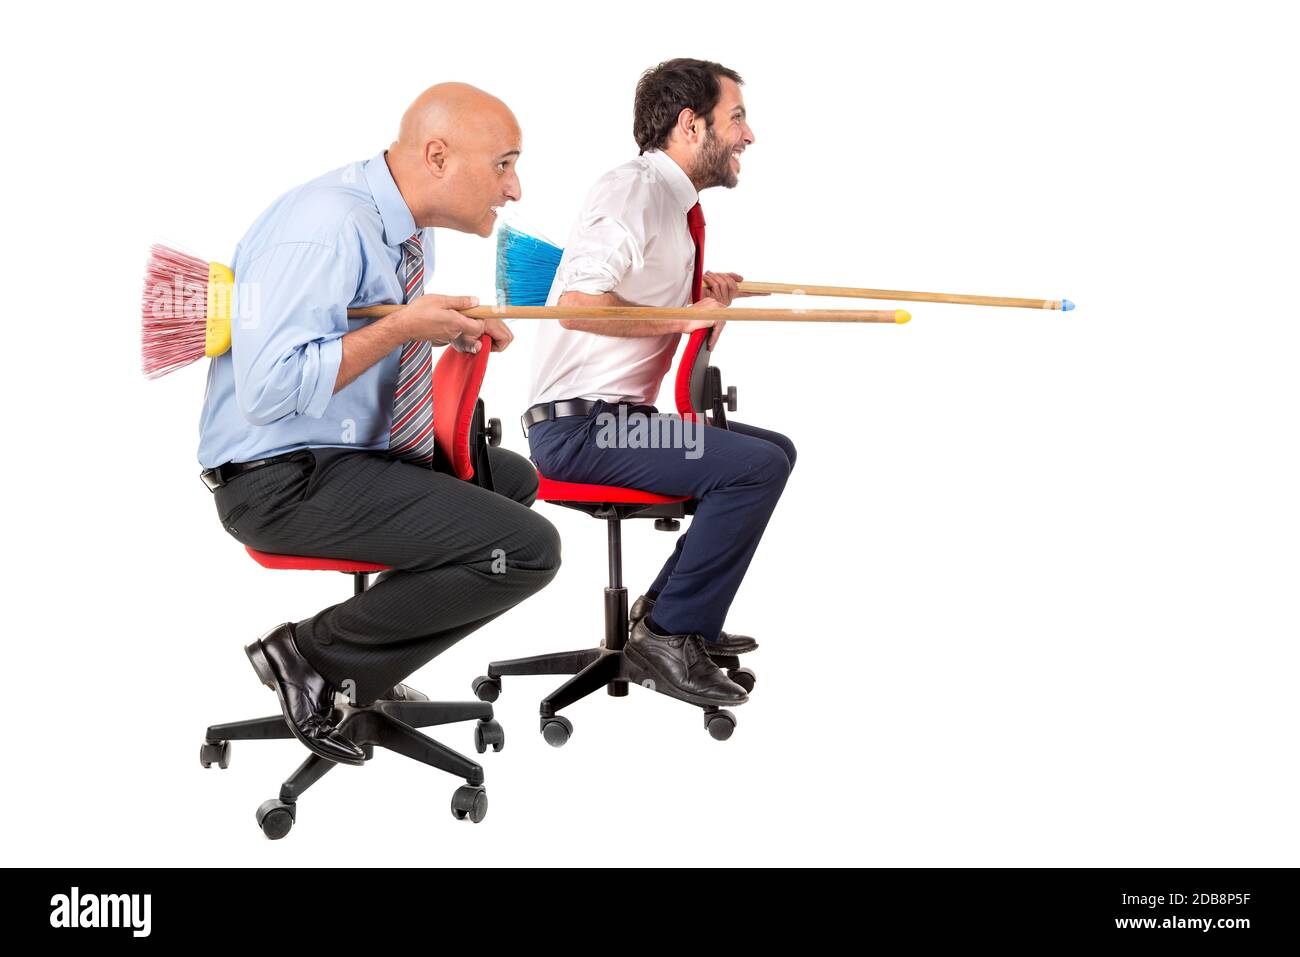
[197,152,429,468]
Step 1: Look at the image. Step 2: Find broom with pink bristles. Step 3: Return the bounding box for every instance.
[140,245,235,379]
[138,243,911,378]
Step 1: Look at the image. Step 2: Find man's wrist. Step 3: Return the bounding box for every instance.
[385,308,416,344]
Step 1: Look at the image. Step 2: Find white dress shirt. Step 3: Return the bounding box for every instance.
[528,149,699,407]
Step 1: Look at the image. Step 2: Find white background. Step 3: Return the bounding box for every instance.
[2,0,1296,866]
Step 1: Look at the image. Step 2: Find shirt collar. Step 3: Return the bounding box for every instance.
[642,149,699,214]
[364,151,419,247]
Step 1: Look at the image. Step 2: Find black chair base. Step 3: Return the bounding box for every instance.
[477,641,749,744]
[202,697,502,839]
[475,508,759,747]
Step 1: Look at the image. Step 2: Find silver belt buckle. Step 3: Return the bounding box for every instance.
[200,468,224,492]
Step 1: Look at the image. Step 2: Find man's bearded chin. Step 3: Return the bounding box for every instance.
[693,127,738,190]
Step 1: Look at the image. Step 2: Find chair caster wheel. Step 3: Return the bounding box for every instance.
[361,744,374,761]
[727,667,756,694]
[199,740,231,769]
[704,709,736,741]
[256,798,296,840]
[451,785,488,823]
[541,715,573,747]
[472,675,501,702]
[474,718,505,754]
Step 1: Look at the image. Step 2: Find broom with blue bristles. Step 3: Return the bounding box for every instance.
[494,223,1074,312]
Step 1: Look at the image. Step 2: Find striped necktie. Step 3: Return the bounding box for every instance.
[388,233,436,466]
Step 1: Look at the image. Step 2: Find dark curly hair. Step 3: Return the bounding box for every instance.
[633,58,744,154]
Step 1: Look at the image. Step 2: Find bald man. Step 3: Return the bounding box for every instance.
[198,84,560,765]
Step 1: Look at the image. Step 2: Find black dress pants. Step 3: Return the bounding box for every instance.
[211,446,560,704]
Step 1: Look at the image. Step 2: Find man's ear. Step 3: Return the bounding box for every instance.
[675,107,701,145]
[423,137,449,177]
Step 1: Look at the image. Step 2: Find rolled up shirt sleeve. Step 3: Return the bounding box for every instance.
[555,211,646,296]
[231,236,360,426]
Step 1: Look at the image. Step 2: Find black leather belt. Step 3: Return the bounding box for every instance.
[200,449,313,492]
[520,399,602,436]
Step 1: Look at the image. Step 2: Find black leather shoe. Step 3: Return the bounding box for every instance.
[380,683,429,703]
[245,623,366,766]
[629,595,758,655]
[623,619,748,707]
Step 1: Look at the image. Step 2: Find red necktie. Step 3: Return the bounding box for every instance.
[687,202,705,303]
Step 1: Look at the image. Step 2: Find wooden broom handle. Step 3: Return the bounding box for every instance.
[346,304,908,324]
[736,281,1066,310]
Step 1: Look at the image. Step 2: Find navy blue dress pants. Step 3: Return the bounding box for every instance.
[528,401,795,641]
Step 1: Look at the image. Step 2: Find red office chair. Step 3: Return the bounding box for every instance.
[473,330,754,743]
[201,336,507,838]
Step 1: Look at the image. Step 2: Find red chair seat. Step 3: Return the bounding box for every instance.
[245,547,391,573]
[536,475,690,505]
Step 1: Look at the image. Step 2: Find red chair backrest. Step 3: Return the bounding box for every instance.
[432,335,491,481]
[673,328,712,419]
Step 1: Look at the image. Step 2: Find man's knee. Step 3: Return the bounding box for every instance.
[536,516,562,573]
[704,438,790,493]
[774,433,797,471]
[517,510,562,576]
[751,441,793,488]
